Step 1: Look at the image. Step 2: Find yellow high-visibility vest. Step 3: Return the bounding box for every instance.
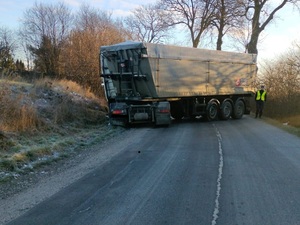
[256,90,266,101]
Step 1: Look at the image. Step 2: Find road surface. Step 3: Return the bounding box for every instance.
[7,116,300,225]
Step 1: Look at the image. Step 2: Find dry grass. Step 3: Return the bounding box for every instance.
[0,77,112,179]
[261,94,299,131]
[31,78,107,125]
[0,81,40,132]
[34,78,98,100]
[277,115,300,128]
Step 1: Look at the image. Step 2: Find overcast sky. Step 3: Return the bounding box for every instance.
[1,0,300,64]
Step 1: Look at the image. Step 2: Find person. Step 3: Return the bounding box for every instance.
[255,85,267,118]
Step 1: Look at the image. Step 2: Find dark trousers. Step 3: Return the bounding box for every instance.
[255,101,265,118]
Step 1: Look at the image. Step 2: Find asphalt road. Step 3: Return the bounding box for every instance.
[8,116,300,225]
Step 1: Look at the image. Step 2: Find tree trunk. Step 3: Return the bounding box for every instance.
[247,31,259,54]
[247,1,261,54]
[216,33,223,50]
[216,17,225,51]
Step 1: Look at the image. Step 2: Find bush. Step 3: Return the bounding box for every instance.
[259,44,300,127]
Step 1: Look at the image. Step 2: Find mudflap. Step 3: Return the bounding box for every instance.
[155,101,171,126]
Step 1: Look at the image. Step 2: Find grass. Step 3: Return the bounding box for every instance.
[0,81,40,132]
[0,120,122,181]
[0,77,115,181]
[256,96,300,137]
[277,115,300,128]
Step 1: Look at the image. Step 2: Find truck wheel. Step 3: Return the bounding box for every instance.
[206,101,219,121]
[232,99,245,119]
[220,100,232,120]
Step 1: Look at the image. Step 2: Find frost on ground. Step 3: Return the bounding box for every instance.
[0,127,147,225]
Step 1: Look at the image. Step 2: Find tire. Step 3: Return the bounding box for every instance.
[206,101,219,121]
[232,99,245,119]
[220,100,232,120]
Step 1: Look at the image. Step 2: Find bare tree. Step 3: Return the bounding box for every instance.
[160,0,217,48]
[19,2,72,77]
[260,42,300,117]
[240,0,300,54]
[125,3,172,43]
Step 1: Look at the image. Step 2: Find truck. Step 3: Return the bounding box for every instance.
[100,41,257,126]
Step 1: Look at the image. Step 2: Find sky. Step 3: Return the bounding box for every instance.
[1,0,300,65]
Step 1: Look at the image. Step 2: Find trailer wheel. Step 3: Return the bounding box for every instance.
[220,100,232,120]
[232,99,245,119]
[206,101,219,121]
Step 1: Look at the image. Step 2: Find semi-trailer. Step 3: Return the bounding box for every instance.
[100,41,257,126]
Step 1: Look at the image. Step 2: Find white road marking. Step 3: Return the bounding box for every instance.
[211,124,223,225]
